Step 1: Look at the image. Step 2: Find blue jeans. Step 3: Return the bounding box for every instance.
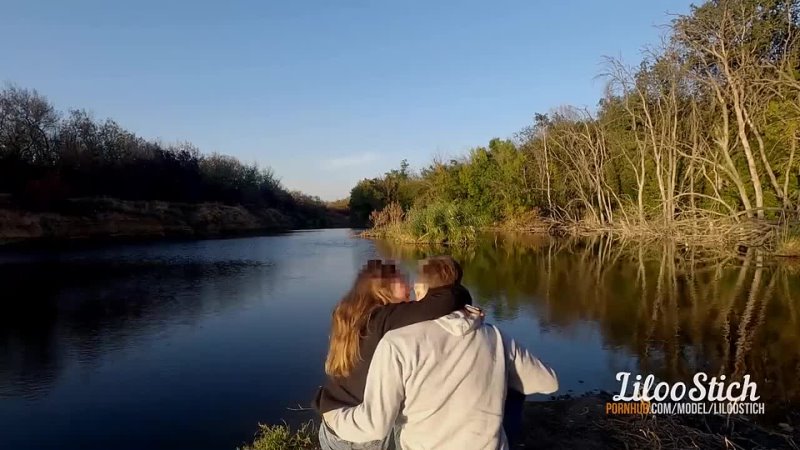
[318,421,395,450]
[503,389,525,447]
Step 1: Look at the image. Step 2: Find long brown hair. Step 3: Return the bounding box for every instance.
[324,260,398,378]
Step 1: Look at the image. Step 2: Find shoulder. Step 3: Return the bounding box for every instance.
[369,301,419,320]
[368,304,391,322]
[380,320,439,351]
[366,304,394,328]
[476,321,504,342]
[384,320,435,340]
[374,322,435,366]
[484,321,503,337]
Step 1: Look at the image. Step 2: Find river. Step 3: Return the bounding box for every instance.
[0,229,797,449]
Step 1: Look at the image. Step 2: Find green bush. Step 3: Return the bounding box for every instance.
[405,201,487,244]
[238,422,318,450]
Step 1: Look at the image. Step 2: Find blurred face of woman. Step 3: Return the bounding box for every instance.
[389,277,410,302]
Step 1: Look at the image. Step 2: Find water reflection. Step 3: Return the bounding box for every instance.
[1,230,796,449]
[374,234,800,411]
[0,258,277,400]
[0,230,371,450]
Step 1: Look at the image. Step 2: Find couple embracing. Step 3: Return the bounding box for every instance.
[313,257,558,450]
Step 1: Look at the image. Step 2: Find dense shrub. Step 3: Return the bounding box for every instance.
[405,201,486,244]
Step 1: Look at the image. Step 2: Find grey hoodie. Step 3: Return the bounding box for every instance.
[323,307,558,450]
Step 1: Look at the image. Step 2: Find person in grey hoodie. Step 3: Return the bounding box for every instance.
[323,260,558,450]
[316,258,471,450]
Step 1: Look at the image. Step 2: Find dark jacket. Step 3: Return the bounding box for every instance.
[314,284,472,413]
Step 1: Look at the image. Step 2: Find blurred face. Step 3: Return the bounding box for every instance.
[389,277,410,303]
[414,282,429,301]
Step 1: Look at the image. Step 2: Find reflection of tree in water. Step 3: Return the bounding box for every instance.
[0,259,278,399]
[375,234,800,409]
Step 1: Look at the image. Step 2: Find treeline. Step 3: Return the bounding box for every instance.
[0,86,337,224]
[351,0,800,244]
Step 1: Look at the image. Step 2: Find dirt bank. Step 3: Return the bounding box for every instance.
[520,395,798,450]
[0,197,346,245]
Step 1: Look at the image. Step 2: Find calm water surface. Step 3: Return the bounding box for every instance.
[0,229,797,449]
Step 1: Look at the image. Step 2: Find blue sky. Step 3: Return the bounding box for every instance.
[2,0,694,200]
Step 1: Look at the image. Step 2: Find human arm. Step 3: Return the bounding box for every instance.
[323,339,405,442]
[503,332,559,395]
[375,285,470,334]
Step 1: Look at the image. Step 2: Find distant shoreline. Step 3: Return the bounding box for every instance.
[0,197,349,247]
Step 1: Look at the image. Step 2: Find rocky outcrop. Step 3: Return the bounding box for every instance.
[0,198,297,244]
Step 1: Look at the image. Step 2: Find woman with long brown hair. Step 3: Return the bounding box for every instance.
[315,259,471,450]
[324,260,405,379]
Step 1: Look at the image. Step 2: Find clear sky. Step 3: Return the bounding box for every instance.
[2,0,695,200]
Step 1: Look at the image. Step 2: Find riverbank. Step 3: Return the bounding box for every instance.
[0,197,349,246]
[241,395,799,450]
[362,201,800,257]
[362,223,800,257]
[518,394,798,450]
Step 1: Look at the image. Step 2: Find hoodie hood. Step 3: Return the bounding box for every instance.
[434,306,484,336]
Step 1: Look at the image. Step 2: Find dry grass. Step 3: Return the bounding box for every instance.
[492,210,557,234]
[521,395,799,450]
[559,215,793,255]
[776,235,800,257]
[368,202,404,229]
[362,202,800,258]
